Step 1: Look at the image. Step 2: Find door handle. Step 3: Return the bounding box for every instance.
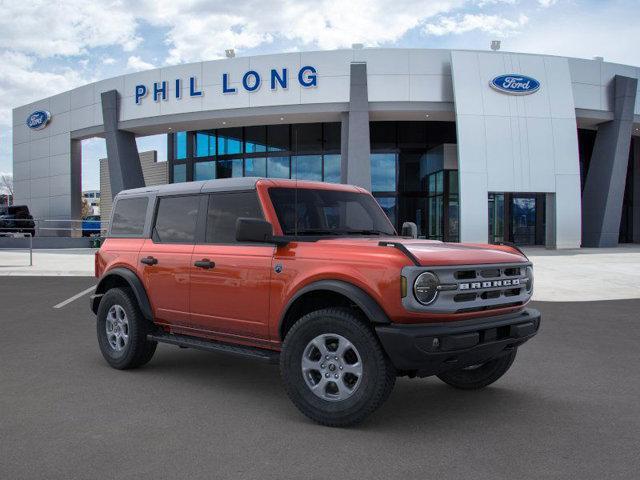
[140,256,158,266]
[194,259,215,269]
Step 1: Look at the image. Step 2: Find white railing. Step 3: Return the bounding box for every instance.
[0,218,108,267]
[0,232,33,266]
[0,218,108,236]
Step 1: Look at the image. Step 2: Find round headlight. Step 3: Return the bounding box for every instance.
[414,271,439,305]
[525,266,534,293]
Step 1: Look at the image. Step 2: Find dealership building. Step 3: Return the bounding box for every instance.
[11,48,640,248]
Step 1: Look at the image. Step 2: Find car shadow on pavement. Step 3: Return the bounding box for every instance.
[101,343,554,431]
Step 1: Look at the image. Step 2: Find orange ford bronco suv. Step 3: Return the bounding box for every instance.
[92,177,540,426]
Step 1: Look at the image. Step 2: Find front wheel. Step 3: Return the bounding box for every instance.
[436,349,517,390]
[280,308,396,427]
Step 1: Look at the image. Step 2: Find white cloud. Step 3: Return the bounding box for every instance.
[538,0,558,7]
[126,56,156,72]
[507,10,640,66]
[134,0,465,64]
[102,57,116,65]
[0,51,86,125]
[0,0,141,57]
[424,13,529,36]
[0,171,12,196]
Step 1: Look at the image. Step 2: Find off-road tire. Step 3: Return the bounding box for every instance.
[280,308,396,427]
[97,287,157,370]
[437,349,517,390]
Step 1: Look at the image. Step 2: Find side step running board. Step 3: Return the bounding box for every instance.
[148,331,280,364]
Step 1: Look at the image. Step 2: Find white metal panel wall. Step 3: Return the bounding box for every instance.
[451,50,582,248]
[569,58,640,113]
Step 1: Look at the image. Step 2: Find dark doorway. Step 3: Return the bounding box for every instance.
[489,192,546,246]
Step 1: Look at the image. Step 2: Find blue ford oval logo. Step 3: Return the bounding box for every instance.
[490,74,540,95]
[26,110,51,130]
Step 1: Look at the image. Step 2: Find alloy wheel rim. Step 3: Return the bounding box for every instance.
[301,333,363,402]
[105,304,129,352]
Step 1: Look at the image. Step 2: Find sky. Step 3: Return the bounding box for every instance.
[0,0,639,191]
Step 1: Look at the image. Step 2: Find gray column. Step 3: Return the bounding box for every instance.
[341,63,371,191]
[582,75,638,247]
[545,193,557,249]
[101,90,145,198]
[633,138,640,243]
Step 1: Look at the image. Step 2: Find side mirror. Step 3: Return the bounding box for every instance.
[401,221,418,239]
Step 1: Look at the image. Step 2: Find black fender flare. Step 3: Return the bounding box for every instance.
[91,267,153,321]
[279,280,391,337]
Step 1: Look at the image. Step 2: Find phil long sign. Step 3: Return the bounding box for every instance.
[490,74,540,95]
[135,66,318,105]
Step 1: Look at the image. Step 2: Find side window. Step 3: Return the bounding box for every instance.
[110,197,148,236]
[206,192,263,244]
[153,195,200,244]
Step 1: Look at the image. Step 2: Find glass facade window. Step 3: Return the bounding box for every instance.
[217,159,243,178]
[371,153,397,192]
[323,154,341,183]
[195,131,216,157]
[217,127,243,155]
[267,124,290,152]
[292,124,322,152]
[267,156,290,178]
[169,123,339,184]
[245,157,267,177]
[292,155,322,181]
[369,122,458,241]
[174,131,187,160]
[323,123,341,152]
[194,161,216,181]
[173,163,187,183]
[245,126,267,153]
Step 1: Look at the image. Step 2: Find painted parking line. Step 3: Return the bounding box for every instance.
[53,285,96,309]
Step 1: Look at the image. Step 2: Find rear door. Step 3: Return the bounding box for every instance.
[189,191,274,341]
[139,194,201,326]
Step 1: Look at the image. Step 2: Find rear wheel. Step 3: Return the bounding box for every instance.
[280,308,395,427]
[436,349,517,390]
[97,287,157,370]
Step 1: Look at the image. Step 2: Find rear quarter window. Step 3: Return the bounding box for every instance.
[110,197,149,237]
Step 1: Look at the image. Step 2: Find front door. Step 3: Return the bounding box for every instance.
[138,194,200,326]
[189,191,273,342]
[510,195,537,245]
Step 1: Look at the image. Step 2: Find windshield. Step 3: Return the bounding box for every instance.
[268,188,396,237]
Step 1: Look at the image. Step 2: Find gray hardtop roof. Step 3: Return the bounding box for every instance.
[116,177,262,198]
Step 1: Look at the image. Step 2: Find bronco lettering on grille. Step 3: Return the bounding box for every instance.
[459,279,520,290]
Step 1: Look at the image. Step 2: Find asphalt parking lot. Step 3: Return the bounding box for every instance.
[1,277,639,479]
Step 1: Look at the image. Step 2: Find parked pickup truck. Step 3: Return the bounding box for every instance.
[91,178,540,427]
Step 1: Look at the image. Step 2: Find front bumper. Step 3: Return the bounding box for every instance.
[375,308,541,377]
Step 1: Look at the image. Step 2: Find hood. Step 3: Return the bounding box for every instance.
[399,239,527,266]
[315,237,527,266]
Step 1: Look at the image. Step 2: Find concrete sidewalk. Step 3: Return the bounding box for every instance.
[0,248,96,277]
[1,245,639,302]
[524,244,640,301]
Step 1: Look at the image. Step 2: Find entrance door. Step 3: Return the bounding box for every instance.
[489,193,546,246]
[510,195,537,245]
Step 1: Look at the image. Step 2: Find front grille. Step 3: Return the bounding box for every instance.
[402,262,532,314]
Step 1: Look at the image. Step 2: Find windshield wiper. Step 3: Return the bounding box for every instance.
[341,229,387,236]
[286,228,344,236]
[287,228,389,236]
